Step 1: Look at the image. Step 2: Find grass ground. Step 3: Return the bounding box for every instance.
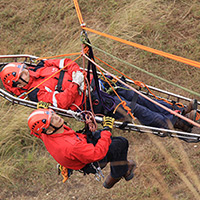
[1,0,200,199]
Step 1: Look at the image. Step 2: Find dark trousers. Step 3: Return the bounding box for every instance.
[90,84,174,128]
[99,136,129,178]
[81,133,129,178]
[114,86,174,128]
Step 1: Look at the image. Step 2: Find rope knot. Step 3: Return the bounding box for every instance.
[113,101,135,120]
[134,80,145,88]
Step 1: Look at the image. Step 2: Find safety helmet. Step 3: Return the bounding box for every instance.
[28,108,53,135]
[0,62,25,87]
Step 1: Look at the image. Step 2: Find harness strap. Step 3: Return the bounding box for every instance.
[56,59,65,92]
[86,38,115,112]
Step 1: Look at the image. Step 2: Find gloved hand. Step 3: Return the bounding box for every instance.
[102,116,115,131]
[78,81,85,95]
[78,82,93,96]
[37,101,51,109]
[72,71,84,86]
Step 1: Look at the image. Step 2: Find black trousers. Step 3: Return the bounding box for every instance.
[99,136,129,178]
[82,131,129,179]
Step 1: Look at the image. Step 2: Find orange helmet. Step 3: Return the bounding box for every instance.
[0,62,25,87]
[28,109,53,135]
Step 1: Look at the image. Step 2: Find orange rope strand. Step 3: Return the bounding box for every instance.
[83,27,200,69]
[73,0,84,25]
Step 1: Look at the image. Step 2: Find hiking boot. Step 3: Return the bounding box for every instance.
[103,174,121,189]
[174,110,197,132]
[182,99,197,115]
[191,111,200,134]
[186,110,197,121]
[123,160,137,181]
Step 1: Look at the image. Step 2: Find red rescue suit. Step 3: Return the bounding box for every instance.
[3,59,84,110]
[31,124,112,170]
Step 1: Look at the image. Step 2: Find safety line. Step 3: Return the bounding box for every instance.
[82,27,200,69]
[73,0,200,69]
[84,41,200,98]
[83,54,200,129]
[22,55,82,97]
[73,0,84,25]
[36,52,81,60]
[95,56,184,108]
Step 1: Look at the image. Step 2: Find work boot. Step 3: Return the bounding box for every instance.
[191,111,200,134]
[174,110,197,132]
[123,160,137,181]
[185,110,196,120]
[182,99,197,115]
[103,174,121,189]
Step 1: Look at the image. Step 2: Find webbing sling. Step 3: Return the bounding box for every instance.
[57,71,65,92]
[86,39,115,112]
[57,59,65,92]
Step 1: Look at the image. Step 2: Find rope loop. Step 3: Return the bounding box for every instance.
[85,112,97,132]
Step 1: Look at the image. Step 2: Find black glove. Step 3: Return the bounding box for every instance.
[37,101,51,109]
[102,116,115,131]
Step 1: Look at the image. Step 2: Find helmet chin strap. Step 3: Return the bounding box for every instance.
[19,77,29,84]
[48,123,63,135]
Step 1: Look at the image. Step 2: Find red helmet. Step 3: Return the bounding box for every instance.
[0,62,25,87]
[28,109,53,135]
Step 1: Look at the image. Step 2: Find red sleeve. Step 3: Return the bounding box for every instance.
[70,130,112,164]
[44,59,81,76]
[37,84,79,109]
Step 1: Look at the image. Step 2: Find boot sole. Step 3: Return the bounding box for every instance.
[103,178,121,189]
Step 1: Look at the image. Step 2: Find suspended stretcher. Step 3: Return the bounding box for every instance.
[0,54,200,143]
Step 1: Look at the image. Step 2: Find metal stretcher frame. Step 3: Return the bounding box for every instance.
[0,54,200,142]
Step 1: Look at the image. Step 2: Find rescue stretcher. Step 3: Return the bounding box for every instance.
[0,54,200,143]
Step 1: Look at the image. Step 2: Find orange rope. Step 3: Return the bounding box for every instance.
[96,65,135,121]
[36,52,81,60]
[95,56,184,108]
[73,0,85,25]
[83,27,200,69]
[22,55,82,97]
